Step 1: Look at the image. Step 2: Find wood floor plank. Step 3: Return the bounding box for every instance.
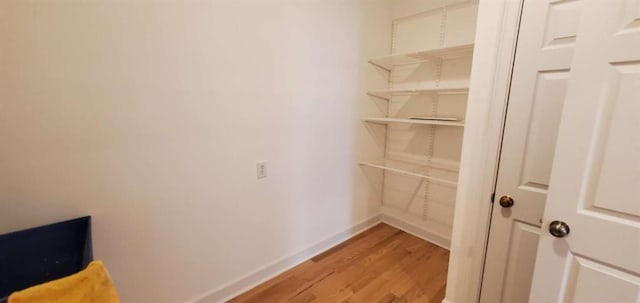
[227,223,449,303]
[228,224,398,303]
[300,233,414,303]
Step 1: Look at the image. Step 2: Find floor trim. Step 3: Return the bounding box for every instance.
[188,214,383,303]
[381,213,451,250]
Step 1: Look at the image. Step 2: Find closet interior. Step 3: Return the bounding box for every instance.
[360,0,478,248]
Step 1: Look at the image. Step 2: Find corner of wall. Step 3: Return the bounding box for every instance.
[187,214,382,303]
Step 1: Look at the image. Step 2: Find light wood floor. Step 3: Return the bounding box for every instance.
[228,223,450,303]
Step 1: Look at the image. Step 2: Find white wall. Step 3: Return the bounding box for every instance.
[0,1,390,302]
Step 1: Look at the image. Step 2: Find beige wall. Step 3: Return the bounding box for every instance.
[0,1,390,302]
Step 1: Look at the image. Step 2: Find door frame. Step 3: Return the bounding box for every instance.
[443,0,525,302]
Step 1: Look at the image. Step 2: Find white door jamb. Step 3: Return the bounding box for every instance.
[443,0,524,302]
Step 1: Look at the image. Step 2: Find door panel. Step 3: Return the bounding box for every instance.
[500,221,540,303]
[590,63,640,218]
[565,255,640,303]
[542,0,581,53]
[530,0,640,302]
[520,70,568,190]
[479,0,581,302]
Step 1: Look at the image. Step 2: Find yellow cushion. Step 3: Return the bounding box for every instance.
[8,260,120,303]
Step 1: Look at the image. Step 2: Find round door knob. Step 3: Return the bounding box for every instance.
[499,195,514,208]
[549,220,570,238]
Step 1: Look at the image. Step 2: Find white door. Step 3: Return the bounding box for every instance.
[529,0,640,302]
[480,0,582,302]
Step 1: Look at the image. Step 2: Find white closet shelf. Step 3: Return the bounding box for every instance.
[363,117,465,127]
[367,86,469,99]
[368,43,474,70]
[359,159,458,186]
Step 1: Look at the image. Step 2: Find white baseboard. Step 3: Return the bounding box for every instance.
[187,212,452,303]
[381,213,451,250]
[188,214,382,303]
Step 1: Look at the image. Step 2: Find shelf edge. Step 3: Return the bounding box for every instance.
[358,161,458,187]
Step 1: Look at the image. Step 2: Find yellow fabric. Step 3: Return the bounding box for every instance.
[8,260,120,303]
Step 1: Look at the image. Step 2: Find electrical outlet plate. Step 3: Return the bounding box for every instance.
[257,162,267,179]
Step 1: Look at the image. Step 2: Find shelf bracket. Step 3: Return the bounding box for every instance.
[367,60,391,72]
